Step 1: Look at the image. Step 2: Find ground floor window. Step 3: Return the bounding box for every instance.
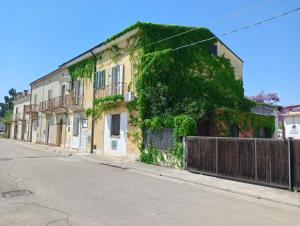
[111,114,120,136]
[73,117,80,136]
[229,124,239,137]
[256,127,272,138]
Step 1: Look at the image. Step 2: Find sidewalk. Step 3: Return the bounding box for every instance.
[3,138,300,208]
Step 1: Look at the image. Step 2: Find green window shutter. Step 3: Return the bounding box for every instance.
[93,72,98,90]
[101,70,106,89]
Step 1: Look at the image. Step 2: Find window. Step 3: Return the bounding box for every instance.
[108,65,124,95]
[93,70,106,90]
[48,90,52,100]
[15,107,18,114]
[112,65,120,84]
[229,124,239,137]
[33,94,37,105]
[73,117,80,136]
[212,45,218,56]
[255,127,272,138]
[111,114,120,136]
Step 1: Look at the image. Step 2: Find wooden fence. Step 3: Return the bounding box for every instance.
[184,137,300,190]
[143,128,174,150]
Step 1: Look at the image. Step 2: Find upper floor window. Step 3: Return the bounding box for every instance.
[108,64,124,96]
[47,90,52,100]
[33,94,37,105]
[93,70,106,90]
[212,45,218,56]
[15,107,18,114]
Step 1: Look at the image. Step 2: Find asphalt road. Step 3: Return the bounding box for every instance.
[0,140,300,226]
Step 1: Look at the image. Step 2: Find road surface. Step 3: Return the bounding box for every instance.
[0,140,299,226]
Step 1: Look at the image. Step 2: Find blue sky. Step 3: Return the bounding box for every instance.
[0,0,299,105]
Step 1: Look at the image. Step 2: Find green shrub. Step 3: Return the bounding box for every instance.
[173,115,196,140]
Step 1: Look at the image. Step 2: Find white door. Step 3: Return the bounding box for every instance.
[104,112,127,155]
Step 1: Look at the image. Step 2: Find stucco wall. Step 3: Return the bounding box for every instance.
[217,41,243,80]
[284,115,300,139]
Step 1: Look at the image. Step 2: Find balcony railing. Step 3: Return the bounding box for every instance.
[39,100,51,112]
[51,96,64,109]
[24,104,39,114]
[64,93,83,106]
[95,82,126,98]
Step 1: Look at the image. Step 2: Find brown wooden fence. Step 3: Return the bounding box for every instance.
[184,137,300,190]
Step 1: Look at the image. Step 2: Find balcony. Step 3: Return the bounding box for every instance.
[39,100,51,113]
[64,93,84,112]
[95,82,126,98]
[39,96,66,113]
[24,104,39,119]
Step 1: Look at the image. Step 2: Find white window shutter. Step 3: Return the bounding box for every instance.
[119,64,124,84]
[119,64,124,94]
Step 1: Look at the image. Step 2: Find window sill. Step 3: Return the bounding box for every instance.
[110,135,120,139]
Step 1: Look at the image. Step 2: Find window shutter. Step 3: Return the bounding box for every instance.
[119,64,124,94]
[93,72,98,90]
[101,70,106,89]
[119,64,124,84]
[108,68,112,95]
[79,79,83,96]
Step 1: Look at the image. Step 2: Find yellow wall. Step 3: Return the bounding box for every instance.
[217,41,243,80]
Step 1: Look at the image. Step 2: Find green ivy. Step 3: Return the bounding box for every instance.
[68,57,96,80]
[86,95,124,119]
[173,115,197,140]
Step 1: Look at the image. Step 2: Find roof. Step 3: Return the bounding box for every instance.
[30,67,66,86]
[251,105,275,116]
[284,112,300,117]
[59,21,243,68]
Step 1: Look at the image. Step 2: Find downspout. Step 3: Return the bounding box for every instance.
[29,85,33,142]
[90,50,97,154]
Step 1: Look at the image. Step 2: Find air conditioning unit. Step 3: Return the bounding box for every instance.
[124,92,135,102]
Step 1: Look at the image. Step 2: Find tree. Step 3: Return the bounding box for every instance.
[0,88,16,118]
[249,91,280,105]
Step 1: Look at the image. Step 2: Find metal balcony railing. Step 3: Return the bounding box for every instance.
[39,100,51,112]
[24,104,39,114]
[64,93,83,106]
[95,82,126,98]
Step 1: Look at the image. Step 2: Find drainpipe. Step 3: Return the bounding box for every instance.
[29,85,33,142]
[90,50,97,154]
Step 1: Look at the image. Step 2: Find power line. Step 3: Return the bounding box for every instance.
[171,7,300,52]
[146,0,277,47]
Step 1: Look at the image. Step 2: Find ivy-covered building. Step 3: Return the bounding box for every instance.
[57,21,274,160]
[18,22,274,161]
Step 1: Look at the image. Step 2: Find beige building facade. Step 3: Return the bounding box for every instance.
[27,67,91,151]
[11,91,31,141]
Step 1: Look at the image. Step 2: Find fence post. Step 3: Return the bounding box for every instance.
[255,139,257,181]
[216,138,218,175]
[183,136,187,170]
[288,137,294,191]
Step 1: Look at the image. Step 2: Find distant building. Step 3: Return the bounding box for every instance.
[0,122,6,132]
[10,90,31,141]
[284,111,300,139]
